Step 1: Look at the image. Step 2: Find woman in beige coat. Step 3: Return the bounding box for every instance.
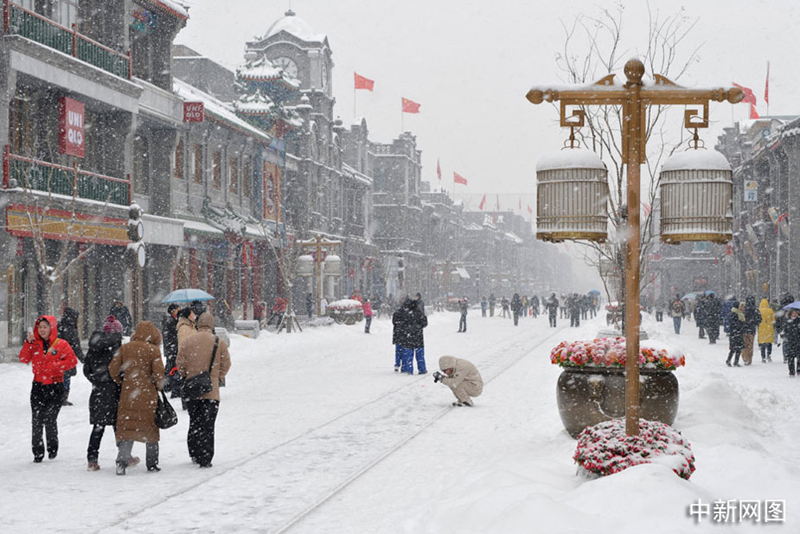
[435,355,483,406]
[177,312,230,468]
[109,321,165,475]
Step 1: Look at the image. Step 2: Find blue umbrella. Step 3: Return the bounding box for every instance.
[161,289,215,304]
[704,290,716,296]
[781,301,800,311]
[588,289,601,296]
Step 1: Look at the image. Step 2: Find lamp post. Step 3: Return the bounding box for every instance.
[297,235,343,316]
[527,58,743,436]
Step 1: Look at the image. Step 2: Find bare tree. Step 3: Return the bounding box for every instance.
[555,3,701,304]
[9,111,114,315]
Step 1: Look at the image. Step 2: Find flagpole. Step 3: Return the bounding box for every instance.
[354,84,357,118]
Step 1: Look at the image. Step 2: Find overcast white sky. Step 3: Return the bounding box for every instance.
[177,0,798,211]
[176,0,799,288]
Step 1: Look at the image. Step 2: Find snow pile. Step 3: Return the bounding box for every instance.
[574,419,696,480]
[661,150,732,172]
[536,148,607,172]
[550,337,685,369]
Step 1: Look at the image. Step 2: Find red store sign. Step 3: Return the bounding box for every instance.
[183,102,205,122]
[59,97,85,158]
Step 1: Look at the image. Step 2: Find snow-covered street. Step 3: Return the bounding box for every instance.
[2,311,799,533]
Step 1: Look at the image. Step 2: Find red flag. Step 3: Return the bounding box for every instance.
[732,83,757,105]
[437,159,441,181]
[527,204,533,214]
[453,172,467,185]
[750,102,759,119]
[402,98,420,114]
[354,72,374,91]
[764,61,770,105]
[479,194,486,211]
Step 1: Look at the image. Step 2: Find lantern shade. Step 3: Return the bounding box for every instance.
[324,254,342,276]
[659,150,733,244]
[296,254,314,277]
[536,148,609,243]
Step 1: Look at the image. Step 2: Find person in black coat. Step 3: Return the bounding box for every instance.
[727,302,745,367]
[161,304,181,398]
[109,300,133,336]
[511,293,523,326]
[404,297,428,374]
[775,293,795,364]
[59,306,84,406]
[705,294,722,344]
[392,297,410,373]
[546,294,559,327]
[695,296,708,339]
[83,316,124,470]
[782,309,800,377]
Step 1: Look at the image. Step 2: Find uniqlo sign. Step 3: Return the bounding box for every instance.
[183,102,204,122]
[59,97,85,158]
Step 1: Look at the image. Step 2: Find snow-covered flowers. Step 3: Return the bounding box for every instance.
[573,419,696,480]
[550,337,686,370]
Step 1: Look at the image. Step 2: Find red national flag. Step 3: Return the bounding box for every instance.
[354,72,374,91]
[402,97,421,114]
[732,82,757,105]
[750,102,759,119]
[453,172,467,185]
[527,204,533,214]
[437,159,442,181]
[479,194,486,211]
[764,61,770,105]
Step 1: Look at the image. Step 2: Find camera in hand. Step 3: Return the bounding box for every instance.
[433,371,443,383]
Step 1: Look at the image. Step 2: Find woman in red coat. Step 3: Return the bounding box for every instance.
[18,315,78,462]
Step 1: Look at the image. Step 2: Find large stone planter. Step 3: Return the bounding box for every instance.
[556,367,679,439]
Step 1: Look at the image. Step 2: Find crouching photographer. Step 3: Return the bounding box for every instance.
[433,355,483,407]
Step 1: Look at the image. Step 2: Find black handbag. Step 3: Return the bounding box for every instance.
[181,336,218,400]
[155,390,178,429]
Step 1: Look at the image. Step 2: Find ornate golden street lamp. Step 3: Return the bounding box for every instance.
[526,58,743,436]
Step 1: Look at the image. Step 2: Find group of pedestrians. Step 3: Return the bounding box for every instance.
[670,290,799,377]
[18,299,231,472]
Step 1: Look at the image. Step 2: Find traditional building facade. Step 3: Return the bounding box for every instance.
[716,117,800,300]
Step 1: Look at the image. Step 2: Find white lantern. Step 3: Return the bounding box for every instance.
[536,148,609,243]
[659,150,732,244]
[324,254,342,277]
[296,254,314,277]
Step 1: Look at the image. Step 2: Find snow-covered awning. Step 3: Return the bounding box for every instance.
[452,267,471,280]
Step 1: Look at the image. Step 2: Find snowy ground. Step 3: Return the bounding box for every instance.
[1,310,798,533]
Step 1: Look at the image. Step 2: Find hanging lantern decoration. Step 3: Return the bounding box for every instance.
[659,149,732,244]
[536,148,609,243]
[324,254,342,277]
[296,254,314,277]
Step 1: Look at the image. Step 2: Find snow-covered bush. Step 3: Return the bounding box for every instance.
[550,337,686,370]
[574,419,696,480]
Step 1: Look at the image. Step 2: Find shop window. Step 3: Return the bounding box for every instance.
[212,152,221,189]
[193,144,203,183]
[229,158,238,194]
[173,138,183,179]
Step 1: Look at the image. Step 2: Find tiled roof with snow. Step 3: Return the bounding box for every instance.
[144,0,189,20]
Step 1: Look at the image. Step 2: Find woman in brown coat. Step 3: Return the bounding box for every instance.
[109,321,165,475]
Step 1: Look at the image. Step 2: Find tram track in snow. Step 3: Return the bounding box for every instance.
[96,321,567,534]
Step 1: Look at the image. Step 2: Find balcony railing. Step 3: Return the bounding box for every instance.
[3,146,132,205]
[3,1,131,79]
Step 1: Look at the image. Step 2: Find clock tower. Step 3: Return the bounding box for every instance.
[245,10,334,100]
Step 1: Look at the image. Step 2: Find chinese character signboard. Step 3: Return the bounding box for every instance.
[744,181,758,202]
[183,102,204,123]
[59,97,85,158]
